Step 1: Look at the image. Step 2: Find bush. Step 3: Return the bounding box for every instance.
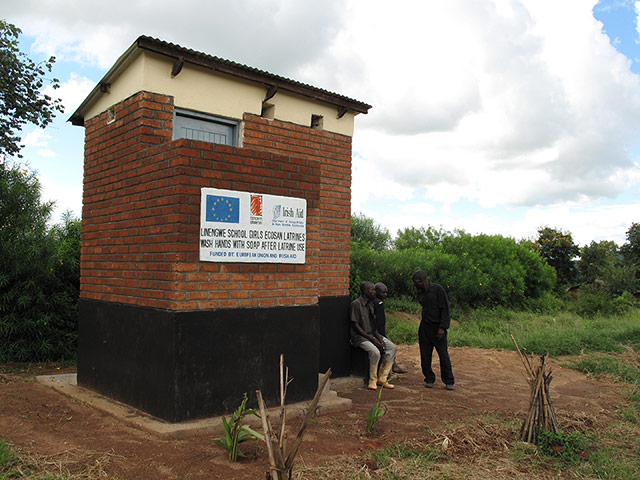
[522,292,563,313]
[569,286,636,318]
[0,163,79,361]
[538,430,591,464]
[350,246,454,301]
[351,233,556,310]
[440,233,556,308]
[603,265,639,297]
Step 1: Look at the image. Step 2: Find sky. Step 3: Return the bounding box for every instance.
[3,0,640,247]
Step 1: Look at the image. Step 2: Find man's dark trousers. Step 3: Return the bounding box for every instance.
[418,321,454,385]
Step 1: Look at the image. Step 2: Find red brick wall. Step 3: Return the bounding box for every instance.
[243,114,352,297]
[81,91,351,311]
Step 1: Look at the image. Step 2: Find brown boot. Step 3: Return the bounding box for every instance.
[392,361,407,374]
[377,359,395,389]
[367,363,378,390]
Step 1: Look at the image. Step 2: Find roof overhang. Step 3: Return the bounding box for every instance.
[70,36,371,126]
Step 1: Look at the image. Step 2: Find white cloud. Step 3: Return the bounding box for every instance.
[340,0,640,212]
[4,0,344,73]
[22,130,50,147]
[518,202,640,246]
[4,0,640,244]
[38,173,83,221]
[37,149,56,158]
[351,153,415,212]
[44,73,96,113]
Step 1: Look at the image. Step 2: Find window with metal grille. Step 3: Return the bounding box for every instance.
[173,109,238,146]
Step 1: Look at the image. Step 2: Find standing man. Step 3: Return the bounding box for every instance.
[372,282,407,374]
[350,281,397,390]
[411,270,455,390]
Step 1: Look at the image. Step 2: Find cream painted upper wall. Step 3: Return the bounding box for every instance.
[84,53,146,121]
[83,51,356,137]
[269,92,355,137]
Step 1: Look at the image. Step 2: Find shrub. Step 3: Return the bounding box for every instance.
[352,232,556,311]
[538,430,591,464]
[569,286,637,318]
[522,292,563,313]
[0,163,79,361]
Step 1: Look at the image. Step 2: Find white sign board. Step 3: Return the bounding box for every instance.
[199,188,307,263]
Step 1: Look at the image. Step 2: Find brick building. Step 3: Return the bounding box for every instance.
[70,36,370,422]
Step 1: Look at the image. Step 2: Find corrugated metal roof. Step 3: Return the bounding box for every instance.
[70,35,371,125]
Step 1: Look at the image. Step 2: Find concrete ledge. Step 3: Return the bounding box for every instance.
[37,373,352,439]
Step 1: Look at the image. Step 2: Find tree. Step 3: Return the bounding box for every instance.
[0,161,79,361]
[350,213,391,250]
[394,225,449,250]
[0,19,64,158]
[578,240,619,284]
[621,222,640,269]
[532,227,579,286]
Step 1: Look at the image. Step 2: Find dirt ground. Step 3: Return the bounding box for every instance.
[0,345,626,479]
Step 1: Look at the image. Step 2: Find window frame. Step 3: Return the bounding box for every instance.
[172,108,239,146]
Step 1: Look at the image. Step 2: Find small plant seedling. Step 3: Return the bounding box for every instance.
[366,375,396,433]
[213,393,264,461]
[538,430,591,464]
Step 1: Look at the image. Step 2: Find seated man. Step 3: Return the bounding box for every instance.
[372,282,407,374]
[350,281,397,390]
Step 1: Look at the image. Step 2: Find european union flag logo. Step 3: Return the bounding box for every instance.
[206,195,240,223]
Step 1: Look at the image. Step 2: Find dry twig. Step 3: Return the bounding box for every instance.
[257,354,331,480]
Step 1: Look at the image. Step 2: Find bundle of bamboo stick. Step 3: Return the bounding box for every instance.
[511,335,559,444]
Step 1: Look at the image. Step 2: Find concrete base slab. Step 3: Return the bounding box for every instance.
[37,373,352,439]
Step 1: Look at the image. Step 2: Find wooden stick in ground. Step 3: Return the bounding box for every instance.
[256,390,282,480]
[511,334,534,378]
[285,368,332,470]
[278,354,288,452]
[257,358,331,479]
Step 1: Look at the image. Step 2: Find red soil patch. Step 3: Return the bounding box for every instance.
[0,345,624,479]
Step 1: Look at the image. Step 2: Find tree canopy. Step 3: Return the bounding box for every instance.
[532,227,579,286]
[579,240,619,284]
[394,226,449,250]
[621,222,640,269]
[350,212,391,250]
[0,19,64,158]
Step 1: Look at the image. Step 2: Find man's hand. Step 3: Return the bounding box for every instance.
[436,328,446,340]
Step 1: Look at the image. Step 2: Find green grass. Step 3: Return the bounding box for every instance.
[370,442,443,464]
[567,355,640,385]
[385,313,419,344]
[620,388,640,425]
[0,440,17,473]
[384,296,421,315]
[0,439,70,480]
[585,447,640,479]
[385,303,640,355]
[451,307,640,355]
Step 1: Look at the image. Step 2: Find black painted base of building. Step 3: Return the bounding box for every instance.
[78,296,353,422]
